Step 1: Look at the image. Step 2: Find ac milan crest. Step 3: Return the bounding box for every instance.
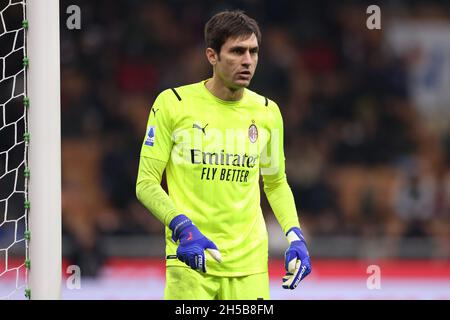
[248,123,258,143]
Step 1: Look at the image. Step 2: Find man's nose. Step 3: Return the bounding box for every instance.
[241,51,252,67]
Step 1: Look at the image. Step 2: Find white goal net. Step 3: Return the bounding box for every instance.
[0,0,29,300]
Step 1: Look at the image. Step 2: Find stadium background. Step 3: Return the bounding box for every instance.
[2,0,450,299]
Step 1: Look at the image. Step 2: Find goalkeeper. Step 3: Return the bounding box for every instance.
[136,10,311,300]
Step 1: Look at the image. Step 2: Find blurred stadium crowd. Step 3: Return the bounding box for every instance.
[57,0,450,274]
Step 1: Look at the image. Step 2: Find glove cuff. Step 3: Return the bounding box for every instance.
[286,227,305,244]
[169,214,192,242]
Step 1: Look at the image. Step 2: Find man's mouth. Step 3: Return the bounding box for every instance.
[237,71,251,79]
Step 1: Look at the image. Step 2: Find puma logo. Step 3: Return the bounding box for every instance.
[187,232,193,241]
[151,108,159,117]
[193,123,208,135]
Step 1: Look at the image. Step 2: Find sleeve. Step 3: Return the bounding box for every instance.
[140,90,174,163]
[136,154,181,226]
[136,90,181,226]
[261,101,301,235]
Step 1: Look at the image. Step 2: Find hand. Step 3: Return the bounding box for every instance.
[169,214,222,272]
[282,227,311,289]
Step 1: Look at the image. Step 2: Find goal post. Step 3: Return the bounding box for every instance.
[27,0,61,299]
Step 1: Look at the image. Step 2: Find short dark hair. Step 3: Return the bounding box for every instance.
[204,10,261,54]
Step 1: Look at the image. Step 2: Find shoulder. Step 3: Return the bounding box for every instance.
[245,89,284,131]
[158,82,202,102]
[155,87,184,103]
[152,83,199,115]
[244,88,280,113]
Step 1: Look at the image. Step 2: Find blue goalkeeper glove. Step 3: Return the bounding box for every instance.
[282,227,311,289]
[169,214,222,272]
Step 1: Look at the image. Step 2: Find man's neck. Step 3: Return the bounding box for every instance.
[205,77,244,101]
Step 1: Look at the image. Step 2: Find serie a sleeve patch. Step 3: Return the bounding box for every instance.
[145,126,156,146]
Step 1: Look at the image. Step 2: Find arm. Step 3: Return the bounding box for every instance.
[136,156,180,226]
[136,89,180,225]
[261,101,312,289]
[263,170,300,234]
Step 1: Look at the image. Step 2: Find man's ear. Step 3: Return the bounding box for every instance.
[206,47,219,65]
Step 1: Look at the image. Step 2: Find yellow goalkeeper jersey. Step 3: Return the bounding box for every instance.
[139,80,298,277]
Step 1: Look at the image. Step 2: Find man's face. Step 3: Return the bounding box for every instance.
[211,33,259,90]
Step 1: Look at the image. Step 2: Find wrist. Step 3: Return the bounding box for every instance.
[165,210,183,226]
[169,214,192,241]
[286,227,305,244]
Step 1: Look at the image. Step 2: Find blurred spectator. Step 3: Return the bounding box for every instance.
[392,159,437,238]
